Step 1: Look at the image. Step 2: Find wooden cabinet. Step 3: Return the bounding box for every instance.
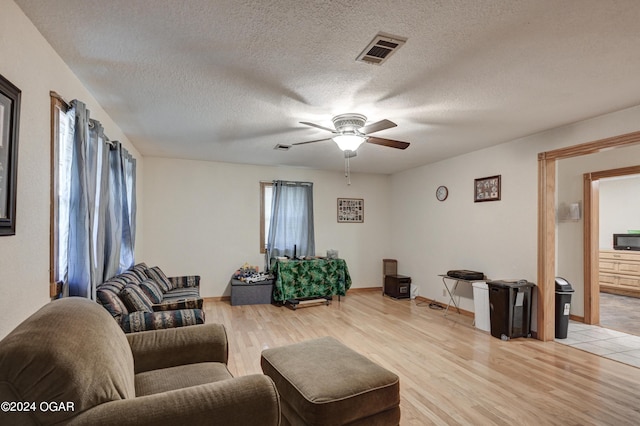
[599,250,640,297]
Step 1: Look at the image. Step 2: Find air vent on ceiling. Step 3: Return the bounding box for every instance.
[356,32,407,65]
[274,143,291,151]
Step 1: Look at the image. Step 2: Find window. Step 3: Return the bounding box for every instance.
[50,92,74,297]
[50,92,137,299]
[266,181,315,259]
[260,181,273,253]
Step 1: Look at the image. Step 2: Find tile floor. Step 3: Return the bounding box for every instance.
[555,321,640,368]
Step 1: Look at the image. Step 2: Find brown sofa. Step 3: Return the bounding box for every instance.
[0,297,280,425]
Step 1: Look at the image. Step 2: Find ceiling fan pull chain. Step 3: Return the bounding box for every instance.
[345,154,351,185]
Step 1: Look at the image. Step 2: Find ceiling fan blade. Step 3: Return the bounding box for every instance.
[366,137,410,150]
[300,121,336,133]
[360,119,397,135]
[292,138,333,146]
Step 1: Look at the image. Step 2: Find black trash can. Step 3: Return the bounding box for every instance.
[555,277,574,339]
[487,280,535,340]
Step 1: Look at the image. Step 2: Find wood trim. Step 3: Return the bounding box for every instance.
[541,130,640,160]
[538,130,640,341]
[49,94,68,298]
[588,165,640,180]
[583,173,599,324]
[537,155,555,341]
[569,313,585,323]
[347,287,382,293]
[203,296,231,303]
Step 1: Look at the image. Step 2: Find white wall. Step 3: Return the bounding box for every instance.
[142,157,391,297]
[599,175,640,248]
[0,0,143,339]
[390,104,640,323]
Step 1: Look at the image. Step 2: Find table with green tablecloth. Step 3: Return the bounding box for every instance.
[272,258,352,303]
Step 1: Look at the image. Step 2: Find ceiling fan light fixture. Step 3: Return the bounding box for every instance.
[333,134,366,151]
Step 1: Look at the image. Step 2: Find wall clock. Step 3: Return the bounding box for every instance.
[436,185,448,201]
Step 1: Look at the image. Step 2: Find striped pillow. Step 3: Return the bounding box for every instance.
[139,279,163,304]
[145,266,173,292]
[131,263,149,281]
[120,284,153,313]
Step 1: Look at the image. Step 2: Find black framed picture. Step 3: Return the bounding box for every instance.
[0,74,21,236]
[474,175,501,202]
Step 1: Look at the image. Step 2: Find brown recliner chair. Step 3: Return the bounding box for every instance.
[0,297,280,425]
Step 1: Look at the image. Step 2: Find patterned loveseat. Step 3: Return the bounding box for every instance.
[96,263,205,333]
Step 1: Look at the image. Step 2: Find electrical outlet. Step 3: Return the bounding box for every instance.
[442,289,447,297]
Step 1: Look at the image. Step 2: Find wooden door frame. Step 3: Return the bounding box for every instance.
[537,130,640,341]
[583,165,640,324]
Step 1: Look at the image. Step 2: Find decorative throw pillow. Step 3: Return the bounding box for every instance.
[130,263,149,281]
[145,266,173,292]
[139,279,163,304]
[120,284,153,313]
[119,270,143,285]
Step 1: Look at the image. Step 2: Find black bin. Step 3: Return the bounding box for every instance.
[487,280,535,340]
[555,277,574,339]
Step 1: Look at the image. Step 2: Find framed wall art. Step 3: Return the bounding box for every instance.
[474,175,501,202]
[337,198,364,223]
[0,73,21,236]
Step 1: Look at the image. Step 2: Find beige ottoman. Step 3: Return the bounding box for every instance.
[260,336,400,425]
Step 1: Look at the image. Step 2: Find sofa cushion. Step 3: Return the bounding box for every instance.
[0,298,136,425]
[135,362,233,396]
[153,298,203,311]
[97,285,129,323]
[145,266,173,292]
[139,279,164,304]
[121,284,154,313]
[164,287,201,300]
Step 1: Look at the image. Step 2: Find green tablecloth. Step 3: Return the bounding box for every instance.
[272,258,352,302]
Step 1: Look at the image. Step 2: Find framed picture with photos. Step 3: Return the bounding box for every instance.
[474,175,501,202]
[337,198,364,223]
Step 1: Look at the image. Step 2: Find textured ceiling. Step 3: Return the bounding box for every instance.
[15,0,640,174]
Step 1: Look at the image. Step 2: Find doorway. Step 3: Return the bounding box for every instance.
[537,130,640,341]
[584,167,640,335]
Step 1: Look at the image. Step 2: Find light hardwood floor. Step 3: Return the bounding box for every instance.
[205,290,640,425]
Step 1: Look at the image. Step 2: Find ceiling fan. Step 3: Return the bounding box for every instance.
[293,113,410,153]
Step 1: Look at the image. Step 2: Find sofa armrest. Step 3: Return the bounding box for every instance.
[169,275,200,289]
[126,323,228,373]
[66,374,280,426]
[122,309,205,334]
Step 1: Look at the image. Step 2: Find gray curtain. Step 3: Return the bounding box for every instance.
[103,142,136,279]
[65,101,109,299]
[267,181,315,261]
[62,101,136,299]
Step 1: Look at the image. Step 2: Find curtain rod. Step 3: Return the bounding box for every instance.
[273,180,313,186]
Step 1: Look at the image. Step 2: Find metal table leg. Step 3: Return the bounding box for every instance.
[442,276,461,316]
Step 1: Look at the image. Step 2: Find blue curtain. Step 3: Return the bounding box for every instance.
[267,181,315,260]
[61,100,136,299]
[103,142,137,280]
[65,101,109,299]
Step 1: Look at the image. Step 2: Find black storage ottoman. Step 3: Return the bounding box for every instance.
[230,279,274,306]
